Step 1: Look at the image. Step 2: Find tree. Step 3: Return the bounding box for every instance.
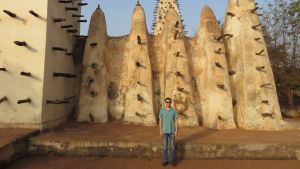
[262,0,300,107]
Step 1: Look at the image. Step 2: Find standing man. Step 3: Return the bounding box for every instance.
[159,97,179,167]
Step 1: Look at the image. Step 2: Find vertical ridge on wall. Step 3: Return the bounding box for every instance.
[123,3,157,126]
[42,0,80,128]
[195,5,236,129]
[77,6,108,123]
[224,0,282,130]
[160,7,199,127]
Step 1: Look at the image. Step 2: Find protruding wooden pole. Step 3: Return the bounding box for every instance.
[53,72,77,78]
[0,97,8,103]
[14,41,27,46]
[17,98,31,104]
[0,68,7,72]
[29,10,39,18]
[3,10,16,17]
[20,72,32,77]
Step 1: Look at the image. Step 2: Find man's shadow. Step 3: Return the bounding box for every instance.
[174,129,216,165]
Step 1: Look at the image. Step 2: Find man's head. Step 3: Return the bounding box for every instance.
[165,97,172,108]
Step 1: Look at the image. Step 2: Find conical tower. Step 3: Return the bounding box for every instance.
[77,6,109,123]
[224,0,282,130]
[160,7,199,127]
[194,5,236,129]
[152,0,185,35]
[123,2,157,126]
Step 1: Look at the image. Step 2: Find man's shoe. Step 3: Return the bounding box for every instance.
[171,161,176,167]
[162,161,168,166]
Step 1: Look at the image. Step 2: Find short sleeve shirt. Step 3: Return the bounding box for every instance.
[159,107,179,134]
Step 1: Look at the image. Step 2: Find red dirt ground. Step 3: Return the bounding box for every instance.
[31,121,300,144]
[0,128,36,147]
[7,156,300,169]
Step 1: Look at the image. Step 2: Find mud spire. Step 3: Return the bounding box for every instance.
[159,8,199,127]
[194,5,236,129]
[224,0,282,130]
[123,3,157,126]
[77,6,108,123]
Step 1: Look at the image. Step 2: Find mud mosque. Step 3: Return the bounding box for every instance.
[0,0,299,130]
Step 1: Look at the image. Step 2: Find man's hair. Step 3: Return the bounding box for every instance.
[165,97,172,102]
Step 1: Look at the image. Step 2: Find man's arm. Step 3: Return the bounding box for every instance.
[159,118,163,136]
[174,110,179,136]
[174,118,178,136]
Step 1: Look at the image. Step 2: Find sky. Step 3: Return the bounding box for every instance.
[80,0,270,36]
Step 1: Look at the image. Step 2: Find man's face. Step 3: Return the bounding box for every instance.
[165,99,172,108]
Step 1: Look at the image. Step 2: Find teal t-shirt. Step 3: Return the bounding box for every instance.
[159,107,179,134]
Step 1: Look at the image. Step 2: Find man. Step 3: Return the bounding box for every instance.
[159,97,179,167]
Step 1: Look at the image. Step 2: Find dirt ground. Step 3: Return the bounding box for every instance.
[7,156,300,169]
[3,121,300,169]
[0,128,36,147]
[31,120,300,144]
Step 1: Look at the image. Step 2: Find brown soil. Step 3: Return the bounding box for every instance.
[31,121,300,144]
[0,128,36,147]
[7,156,300,169]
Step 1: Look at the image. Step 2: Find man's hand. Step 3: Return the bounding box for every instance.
[174,130,178,136]
[160,130,163,136]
